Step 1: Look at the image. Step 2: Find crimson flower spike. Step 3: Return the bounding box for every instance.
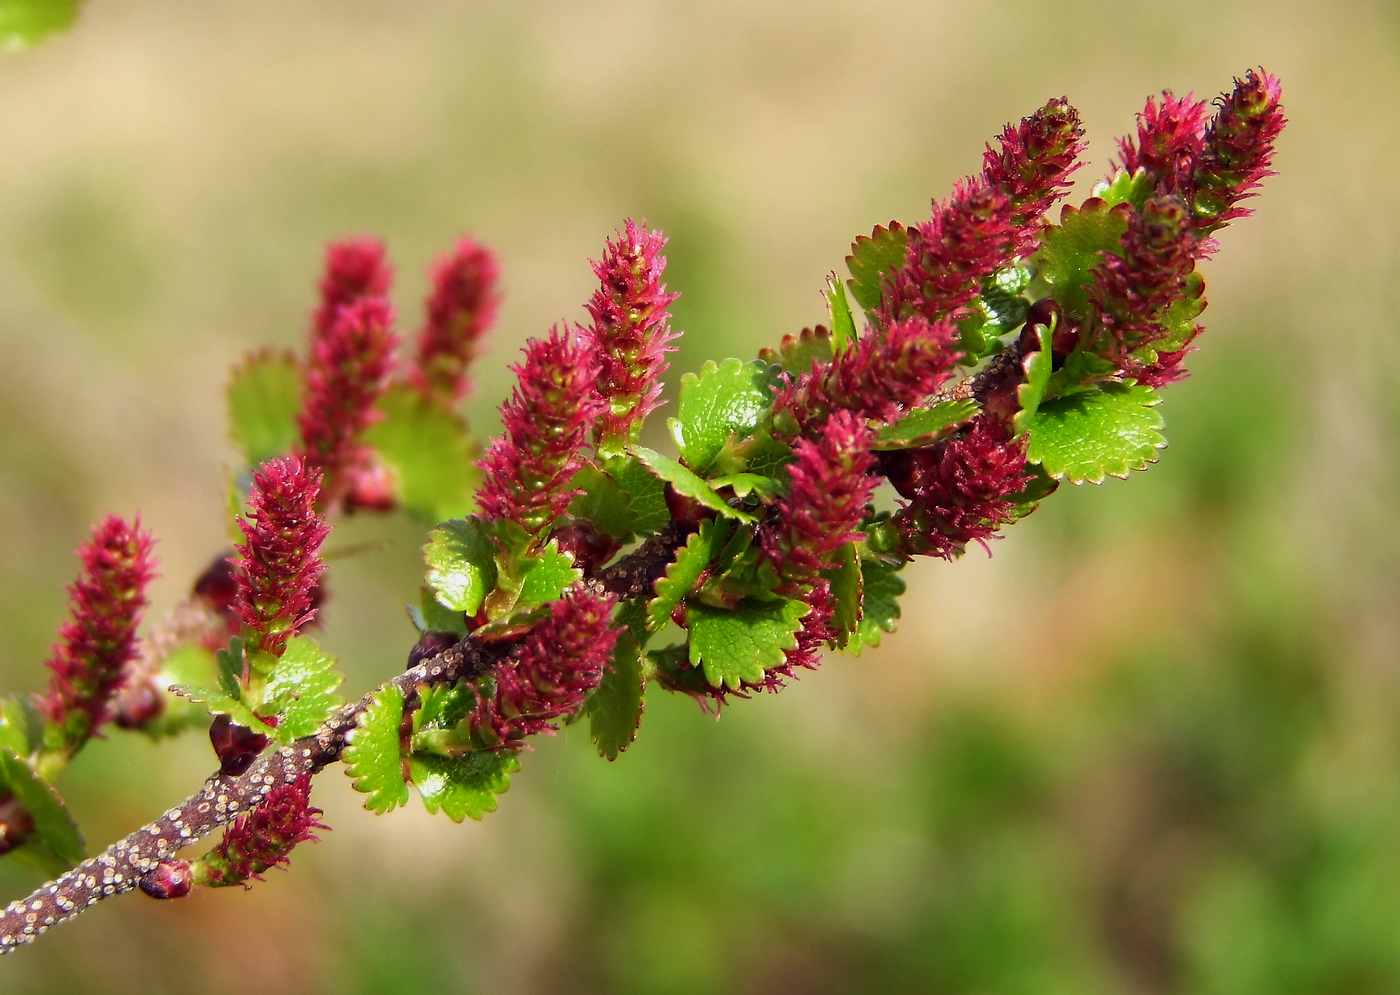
[766,409,878,580]
[233,457,329,660]
[586,220,680,458]
[982,96,1086,256]
[38,515,156,752]
[774,315,961,438]
[1115,90,1210,199]
[296,296,398,508]
[408,238,500,405]
[476,327,603,535]
[193,773,327,888]
[469,588,618,749]
[886,418,1032,560]
[1086,194,1201,376]
[312,238,393,340]
[1190,69,1286,239]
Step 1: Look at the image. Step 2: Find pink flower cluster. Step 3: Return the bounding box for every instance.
[476,328,603,535]
[586,220,679,455]
[881,97,1085,326]
[469,589,618,749]
[233,457,329,659]
[884,420,1032,560]
[766,410,877,579]
[197,773,327,888]
[39,515,156,743]
[408,238,500,405]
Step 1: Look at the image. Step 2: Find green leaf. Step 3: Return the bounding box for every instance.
[846,222,909,318]
[708,472,785,501]
[826,275,857,354]
[1033,201,1129,320]
[424,518,498,616]
[605,455,670,534]
[508,540,584,612]
[671,358,776,476]
[1014,322,1054,437]
[408,587,469,636]
[628,446,758,523]
[344,685,409,814]
[569,464,637,537]
[686,598,808,689]
[1026,381,1166,484]
[0,0,81,52]
[170,685,271,733]
[825,543,862,649]
[1094,168,1155,209]
[214,636,245,699]
[1042,348,1118,400]
[363,384,481,523]
[851,559,905,655]
[408,750,519,822]
[586,630,645,760]
[226,350,301,468]
[758,326,834,374]
[0,697,38,757]
[260,636,344,742]
[0,750,84,871]
[648,519,733,630]
[977,265,1032,335]
[874,399,978,450]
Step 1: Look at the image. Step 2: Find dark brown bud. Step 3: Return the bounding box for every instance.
[408,630,459,668]
[193,553,239,613]
[139,860,193,899]
[0,794,34,856]
[209,713,270,777]
[549,521,620,575]
[113,676,166,729]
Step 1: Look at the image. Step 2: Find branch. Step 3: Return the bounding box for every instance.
[0,523,694,953]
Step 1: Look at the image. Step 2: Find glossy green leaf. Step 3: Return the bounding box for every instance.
[671,358,776,476]
[0,750,84,871]
[424,517,497,616]
[408,587,469,636]
[1026,381,1166,484]
[875,399,978,450]
[408,750,519,822]
[826,274,857,354]
[758,326,834,375]
[1034,201,1129,320]
[649,519,732,631]
[846,222,909,318]
[586,630,645,760]
[629,446,758,523]
[1014,322,1054,437]
[227,350,301,468]
[170,685,271,733]
[686,598,808,689]
[0,697,37,757]
[214,636,245,699]
[1094,168,1155,209]
[569,464,637,537]
[510,540,584,612]
[364,384,481,523]
[605,455,670,534]
[851,559,905,655]
[0,0,80,52]
[708,472,785,501]
[260,636,344,742]
[344,685,409,814]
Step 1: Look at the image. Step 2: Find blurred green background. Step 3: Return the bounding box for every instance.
[0,1,1395,991]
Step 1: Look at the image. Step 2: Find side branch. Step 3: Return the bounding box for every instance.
[0,525,693,952]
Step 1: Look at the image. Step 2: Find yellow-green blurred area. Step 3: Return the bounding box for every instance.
[0,1,1395,991]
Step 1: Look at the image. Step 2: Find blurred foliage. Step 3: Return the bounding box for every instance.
[1,1,1398,993]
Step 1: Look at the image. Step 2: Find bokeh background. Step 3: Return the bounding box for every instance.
[0,1,1395,991]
